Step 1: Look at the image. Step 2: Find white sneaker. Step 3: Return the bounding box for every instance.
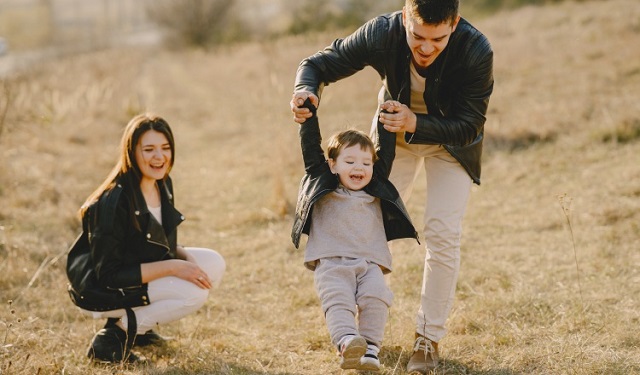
[358,343,381,372]
[339,335,367,370]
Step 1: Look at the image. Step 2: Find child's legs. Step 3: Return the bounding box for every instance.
[315,257,365,346]
[356,262,393,347]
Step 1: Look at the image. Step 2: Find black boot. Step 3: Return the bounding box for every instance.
[134,330,167,347]
[88,308,140,363]
[87,326,140,363]
[104,318,166,347]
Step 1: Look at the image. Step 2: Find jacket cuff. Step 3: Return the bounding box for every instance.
[404,132,416,144]
[111,265,143,288]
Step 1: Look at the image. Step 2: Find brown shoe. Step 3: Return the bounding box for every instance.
[406,334,439,374]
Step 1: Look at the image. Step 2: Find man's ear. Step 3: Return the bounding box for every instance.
[451,15,461,32]
[328,158,336,174]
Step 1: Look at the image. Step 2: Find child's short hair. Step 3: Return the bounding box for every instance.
[327,129,378,162]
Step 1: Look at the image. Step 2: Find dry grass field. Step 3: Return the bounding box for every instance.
[1,0,639,374]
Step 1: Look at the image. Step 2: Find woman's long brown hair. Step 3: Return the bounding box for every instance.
[79,114,175,218]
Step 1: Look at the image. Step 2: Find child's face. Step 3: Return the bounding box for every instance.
[328,144,374,191]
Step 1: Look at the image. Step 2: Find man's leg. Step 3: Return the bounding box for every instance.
[416,150,472,342]
[387,134,424,289]
[388,134,424,202]
[407,147,472,374]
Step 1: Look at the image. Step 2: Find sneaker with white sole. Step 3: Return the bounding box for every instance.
[338,335,367,370]
[358,343,381,372]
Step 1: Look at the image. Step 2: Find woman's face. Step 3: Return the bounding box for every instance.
[135,130,172,184]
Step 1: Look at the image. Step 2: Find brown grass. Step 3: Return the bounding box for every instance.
[1,0,639,373]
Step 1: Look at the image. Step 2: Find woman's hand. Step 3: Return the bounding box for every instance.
[171,259,212,289]
[141,258,212,289]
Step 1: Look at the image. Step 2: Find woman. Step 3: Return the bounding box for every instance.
[67,114,225,363]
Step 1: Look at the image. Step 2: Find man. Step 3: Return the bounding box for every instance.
[290,0,493,373]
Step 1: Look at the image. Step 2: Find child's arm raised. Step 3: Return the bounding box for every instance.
[373,106,397,178]
[298,98,327,175]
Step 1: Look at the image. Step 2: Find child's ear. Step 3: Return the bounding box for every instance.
[328,158,337,174]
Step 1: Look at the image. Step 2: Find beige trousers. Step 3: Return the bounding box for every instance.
[390,134,472,343]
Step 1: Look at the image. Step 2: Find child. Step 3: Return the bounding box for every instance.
[291,99,419,371]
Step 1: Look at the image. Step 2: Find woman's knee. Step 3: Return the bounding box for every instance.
[186,248,226,286]
[185,286,210,308]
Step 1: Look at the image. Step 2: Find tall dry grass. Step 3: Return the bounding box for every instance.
[1,0,639,374]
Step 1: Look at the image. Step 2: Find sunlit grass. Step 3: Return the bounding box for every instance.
[1,0,640,373]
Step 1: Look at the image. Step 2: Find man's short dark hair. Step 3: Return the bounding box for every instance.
[405,0,459,25]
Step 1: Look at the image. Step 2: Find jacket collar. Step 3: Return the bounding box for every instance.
[117,174,185,234]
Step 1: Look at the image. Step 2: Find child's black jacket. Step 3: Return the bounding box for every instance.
[291,99,419,248]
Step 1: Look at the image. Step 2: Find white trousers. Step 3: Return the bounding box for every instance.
[81,247,226,334]
[389,135,472,343]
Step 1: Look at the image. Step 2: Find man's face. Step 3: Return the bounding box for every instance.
[403,8,460,68]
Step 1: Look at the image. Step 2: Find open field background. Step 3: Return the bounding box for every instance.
[1,0,639,373]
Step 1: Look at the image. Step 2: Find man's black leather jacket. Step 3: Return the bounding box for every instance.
[291,100,418,248]
[294,12,494,184]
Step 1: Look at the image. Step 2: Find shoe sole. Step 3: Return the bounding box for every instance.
[358,362,381,372]
[340,336,367,370]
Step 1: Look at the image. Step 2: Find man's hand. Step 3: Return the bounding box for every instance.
[379,100,417,133]
[290,92,319,123]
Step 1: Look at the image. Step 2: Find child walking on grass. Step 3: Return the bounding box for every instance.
[291,99,419,371]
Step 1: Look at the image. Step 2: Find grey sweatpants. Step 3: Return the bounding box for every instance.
[314,257,393,348]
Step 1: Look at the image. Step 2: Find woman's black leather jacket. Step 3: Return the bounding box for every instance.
[294,12,494,184]
[89,175,185,291]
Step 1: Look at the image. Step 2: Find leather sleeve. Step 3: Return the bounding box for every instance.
[373,110,396,179]
[91,188,143,290]
[298,99,329,176]
[294,15,392,98]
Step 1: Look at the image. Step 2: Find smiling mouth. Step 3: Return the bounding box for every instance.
[418,51,432,60]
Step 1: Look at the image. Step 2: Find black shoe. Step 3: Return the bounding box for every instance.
[87,327,140,363]
[133,330,167,347]
[104,319,166,347]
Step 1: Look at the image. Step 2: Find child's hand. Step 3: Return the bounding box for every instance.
[379,101,417,133]
[380,100,403,113]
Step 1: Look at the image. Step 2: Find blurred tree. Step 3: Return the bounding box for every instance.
[463,0,566,15]
[286,0,403,35]
[146,0,239,47]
